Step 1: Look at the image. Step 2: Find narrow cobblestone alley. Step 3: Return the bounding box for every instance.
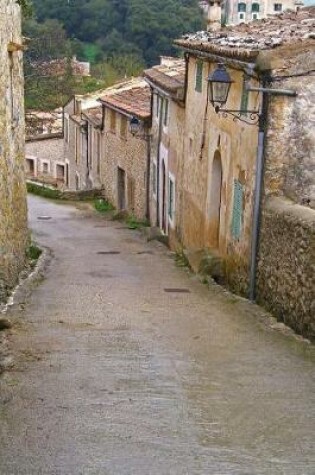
[0,195,314,475]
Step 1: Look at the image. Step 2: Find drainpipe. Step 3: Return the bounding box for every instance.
[156,96,165,228]
[248,75,269,301]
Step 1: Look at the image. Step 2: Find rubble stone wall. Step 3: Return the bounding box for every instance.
[257,197,315,341]
[0,1,28,303]
[264,51,315,208]
[26,136,64,181]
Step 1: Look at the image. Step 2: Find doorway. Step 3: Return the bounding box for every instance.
[118,167,126,210]
[209,150,223,247]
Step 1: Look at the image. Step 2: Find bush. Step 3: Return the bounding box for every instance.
[27,182,61,199]
[94,198,114,213]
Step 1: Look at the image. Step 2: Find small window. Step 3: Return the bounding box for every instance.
[42,162,49,174]
[238,3,246,12]
[163,99,169,127]
[168,177,175,222]
[231,179,243,240]
[110,109,116,132]
[195,60,203,93]
[120,116,127,138]
[239,12,245,20]
[252,3,260,12]
[274,3,282,11]
[252,13,259,19]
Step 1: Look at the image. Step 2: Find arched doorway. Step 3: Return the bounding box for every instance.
[209,150,223,247]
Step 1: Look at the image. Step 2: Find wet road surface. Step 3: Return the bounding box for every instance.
[0,195,314,474]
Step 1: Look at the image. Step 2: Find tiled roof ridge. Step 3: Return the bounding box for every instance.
[175,6,315,57]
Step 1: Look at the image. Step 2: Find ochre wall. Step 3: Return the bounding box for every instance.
[176,56,260,293]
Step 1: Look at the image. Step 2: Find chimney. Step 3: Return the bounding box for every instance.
[207,0,222,32]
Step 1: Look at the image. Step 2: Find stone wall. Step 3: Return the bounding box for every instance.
[264,49,315,208]
[0,1,28,303]
[257,197,315,341]
[26,136,64,184]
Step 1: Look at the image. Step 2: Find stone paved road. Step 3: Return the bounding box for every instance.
[0,195,314,475]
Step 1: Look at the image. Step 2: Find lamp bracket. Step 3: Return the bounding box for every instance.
[215,107,260,126]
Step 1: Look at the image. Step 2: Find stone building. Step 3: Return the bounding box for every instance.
[206,0,304,28]
[223,0,302,25]
[98,79,151,219]
[144,58,186,245]
[0,0,28,302]
[175,6,315,339]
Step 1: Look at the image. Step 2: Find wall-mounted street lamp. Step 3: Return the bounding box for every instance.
[207,63,260,124]
[129,116,141,136]
[207,63,297,126]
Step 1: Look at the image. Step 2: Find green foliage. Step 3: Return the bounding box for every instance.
[125,215,150,230]
[26,244,42,261]
[27,182,61,199]
[29,0,204,65]
[16,0,32,17]
[94,198,115,213]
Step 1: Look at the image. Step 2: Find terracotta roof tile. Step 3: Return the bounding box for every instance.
[175,6,315,60]
[99,80,151,120]
[144,59,186,94]
[82,106,103,127]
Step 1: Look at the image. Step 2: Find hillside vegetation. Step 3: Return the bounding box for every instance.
[23,0,203,110]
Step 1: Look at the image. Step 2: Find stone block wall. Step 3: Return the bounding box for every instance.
[0,1,28,303]
[257,197,315,341]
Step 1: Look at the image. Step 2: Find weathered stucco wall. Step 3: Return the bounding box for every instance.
[257,197,315,340]
[0,0,28,302]
[177,56,260,294]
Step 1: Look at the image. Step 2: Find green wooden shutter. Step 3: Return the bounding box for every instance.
[240,75,249,115]
[231,179,243,240]
[195,60,203,93]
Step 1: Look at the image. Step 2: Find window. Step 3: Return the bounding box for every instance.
[64,116,69,142]
[110,109,116,132]
[163,99,169,127]
[168,176,175,223]
[156,95,161,118]
[75,127,80,163]
[252,13,259,19]
[231,179,243,240]
[252,3,260,12]
[239,12,245,20]
[274,3,282,11]
[42,162,49,174]
[96,132,101,175]
[238,3,246,12]
[120,116,127,138]
[195,60,203,93]
[240,74,249,115]
[152,162,157,197]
